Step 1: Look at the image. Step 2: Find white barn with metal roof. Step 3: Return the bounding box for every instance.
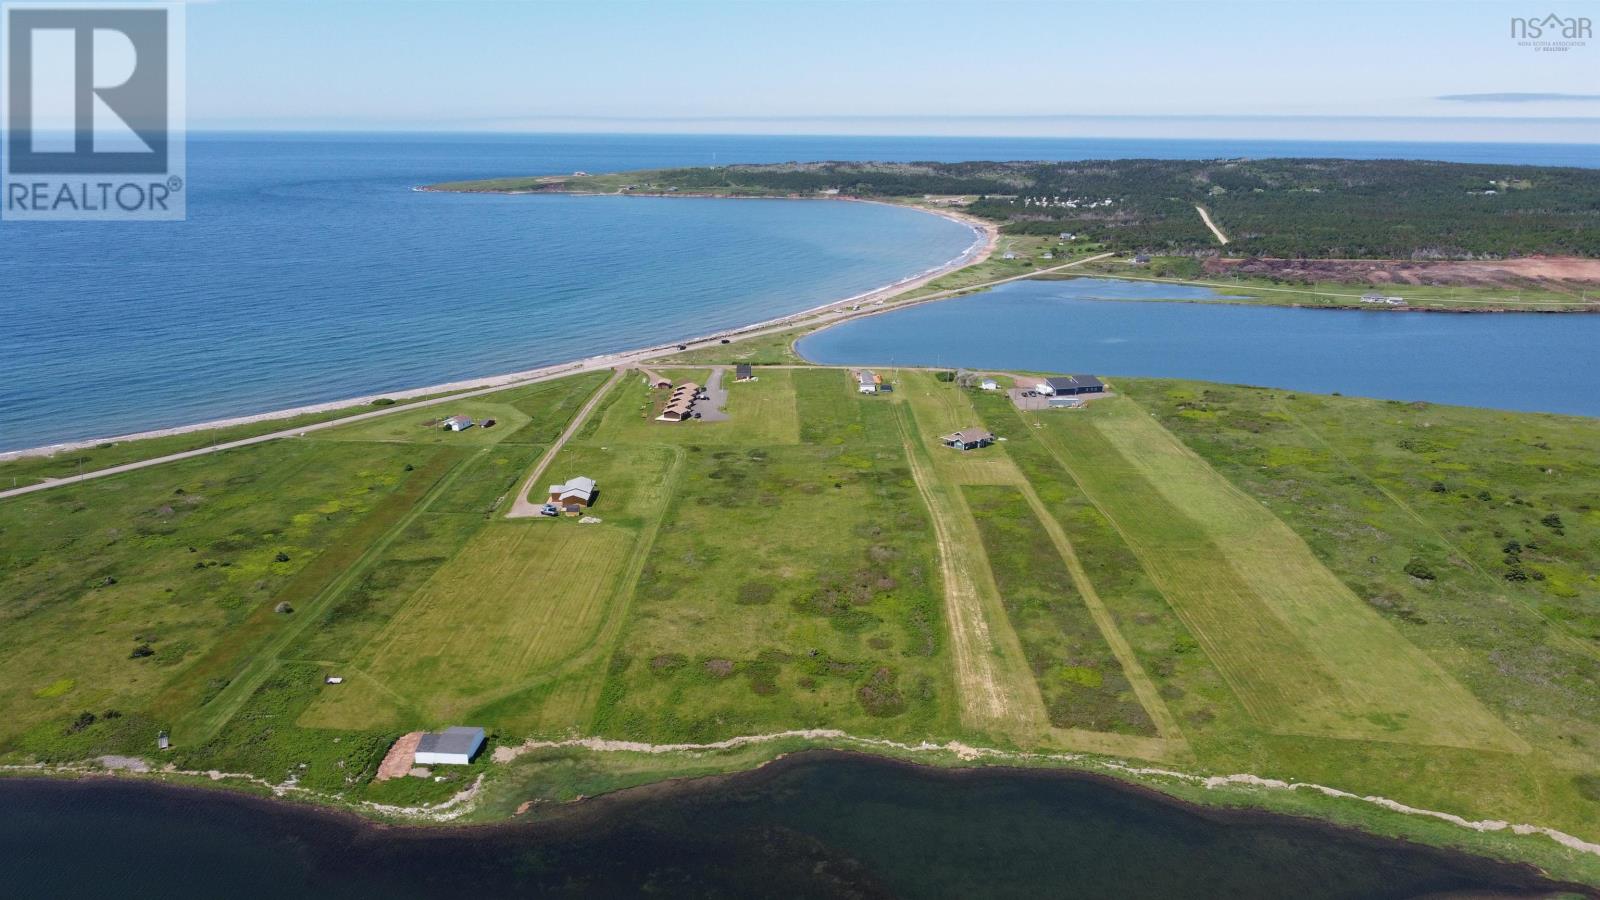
[414,726,485,766]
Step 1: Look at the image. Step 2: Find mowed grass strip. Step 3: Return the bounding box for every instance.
[333,443,679,725]
[896,370,1022,486]
[358,523,633,722]
[894,376,1050,740]
[1042,398,1523,751]
[965,485,1157,736]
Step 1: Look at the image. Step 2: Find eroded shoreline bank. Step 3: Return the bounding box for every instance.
[3,748,1595,896]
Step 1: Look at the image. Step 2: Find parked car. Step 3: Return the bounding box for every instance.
[539,504,559,517]
[482,418,496,428]
[692,412,702,419]
[720,338,730,344]
[676,344,687,350]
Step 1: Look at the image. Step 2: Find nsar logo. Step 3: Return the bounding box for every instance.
[1509,13,1591,51]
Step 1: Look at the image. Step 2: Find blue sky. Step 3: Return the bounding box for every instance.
[186,0,1600,140]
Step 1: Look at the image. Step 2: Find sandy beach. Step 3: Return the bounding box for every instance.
[0,200,995,465]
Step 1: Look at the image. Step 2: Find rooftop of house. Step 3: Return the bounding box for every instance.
[416,725,484,757]
[944,428,995,444]
[1045,375,1104,390]
[549,476,596,498]
[442,415,473,425]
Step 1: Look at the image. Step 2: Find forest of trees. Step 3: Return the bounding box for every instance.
[637,159,1600,259]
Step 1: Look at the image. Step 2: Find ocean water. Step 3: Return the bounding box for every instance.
[2,132,1597,452]
[0,754,1580,899]
[799,278,1600,417]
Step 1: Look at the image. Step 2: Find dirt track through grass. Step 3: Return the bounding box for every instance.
[894,397,1044,738]
[164,447,470,744]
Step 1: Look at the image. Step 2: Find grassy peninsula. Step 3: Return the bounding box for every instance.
[3,358,1599,883]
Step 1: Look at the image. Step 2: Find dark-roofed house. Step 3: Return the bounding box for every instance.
[942,428,995,451]
[1041,375,1105,397]
[414,726,485,766]
[735,363,754,381]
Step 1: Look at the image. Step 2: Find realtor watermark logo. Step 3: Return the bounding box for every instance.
[1510,13,1591,52]
[1,2,185,221]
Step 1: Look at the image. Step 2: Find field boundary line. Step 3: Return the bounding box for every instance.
[1013,479,1190,756]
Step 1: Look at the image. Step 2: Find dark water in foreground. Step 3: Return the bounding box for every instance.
[798,279,1600,417]
[0,754,1582,899]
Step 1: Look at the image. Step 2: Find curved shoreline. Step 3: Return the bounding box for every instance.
[0,195,992,463]
[3,748,1595,895]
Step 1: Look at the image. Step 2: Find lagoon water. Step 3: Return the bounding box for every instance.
[800,278,1600,417]
[3,133,1597,451]
[0,754,1578,899]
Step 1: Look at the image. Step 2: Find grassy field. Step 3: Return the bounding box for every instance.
[4,362,1600,880]
[0,390,470,489]
[1118,379,1600,838]
[589,368,959,743]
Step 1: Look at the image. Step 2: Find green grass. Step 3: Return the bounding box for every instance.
[1121,378,1600,839]
[589,370,955,743]
[332,443,677,725]
[1023,396,1521,750]
[6,365,1600,881]
[0,438,426,752]
[964,485,1156,735]
[587,366,801,447]
[0,391,466,489]
[592,452,953,739]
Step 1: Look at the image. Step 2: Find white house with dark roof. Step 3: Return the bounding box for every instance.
[856,370,879,394]
[414,726,485,766]
[441,415,474,432]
